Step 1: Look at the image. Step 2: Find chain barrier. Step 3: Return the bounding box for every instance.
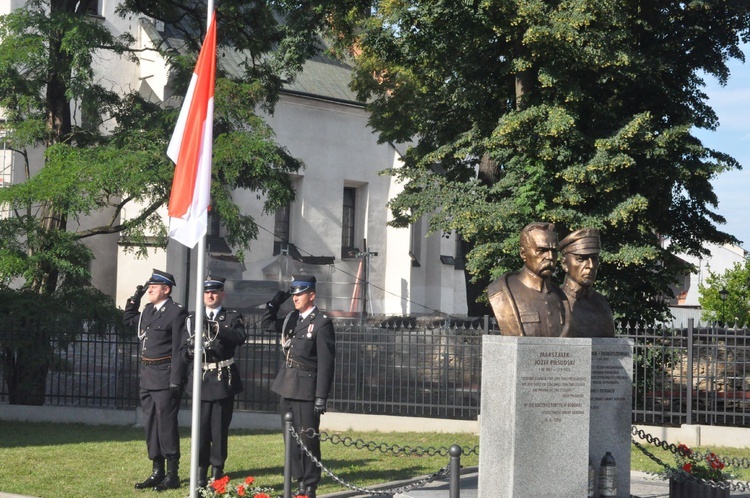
[319,430,479,458]
[291,427,473,496]
[631,425,750,492]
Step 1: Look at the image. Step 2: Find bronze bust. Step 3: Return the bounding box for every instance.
[558,228,615,338]
[487,222,569,337]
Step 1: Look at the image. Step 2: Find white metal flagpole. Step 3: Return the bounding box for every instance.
[189,239,206,496]
[189,4,214,497]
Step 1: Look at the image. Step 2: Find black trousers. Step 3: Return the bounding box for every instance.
[140,388,181,462]
[199,396,235,469]
[280,397,321,487]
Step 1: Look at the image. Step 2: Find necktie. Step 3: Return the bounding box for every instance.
[209,311,215,320]
[151,306,158,316]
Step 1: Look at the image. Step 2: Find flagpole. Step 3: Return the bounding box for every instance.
[188,5,214,496]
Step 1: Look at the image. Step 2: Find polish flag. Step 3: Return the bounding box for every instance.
[166,12,217,248]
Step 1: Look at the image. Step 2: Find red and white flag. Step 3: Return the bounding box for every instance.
[166,12,217,248]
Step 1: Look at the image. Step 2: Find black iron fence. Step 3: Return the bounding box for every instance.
[630,319,750,427]
[2,316,750,426]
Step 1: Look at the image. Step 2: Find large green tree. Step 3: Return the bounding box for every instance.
[0,0,340,404]
[327,0,749,322]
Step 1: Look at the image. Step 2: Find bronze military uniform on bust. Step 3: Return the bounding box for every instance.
[559,228,615,338]
[488,222,569,337]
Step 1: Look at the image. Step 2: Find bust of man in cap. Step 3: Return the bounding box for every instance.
[487,222,568,337]
[559,228,615,338]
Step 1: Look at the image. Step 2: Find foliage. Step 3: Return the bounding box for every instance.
[699,259,750,327]
[324,0,750,322]
[0,287,124,405]
[656,443,734,483]
[0,0,348,403]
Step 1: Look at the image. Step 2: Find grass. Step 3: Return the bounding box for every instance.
[0,420,479,498]
[2,420,750,498]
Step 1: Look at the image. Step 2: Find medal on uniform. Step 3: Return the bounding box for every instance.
[307,323,314,337]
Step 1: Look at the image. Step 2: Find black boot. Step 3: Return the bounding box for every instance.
[211,466,224,480]
[294,479,305,497]
[153,458,180,491]
[304,485,317,498]
[197,467,208,488]
[134,459,165,489]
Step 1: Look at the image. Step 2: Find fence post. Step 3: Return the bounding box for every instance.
[686,318,694,426]
[284,411,293,498]
[449,444,461,498]
[483,315,489,335]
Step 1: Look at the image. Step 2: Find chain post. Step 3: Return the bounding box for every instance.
[449,444,462,498]
[284,411,293,498]
[687,318,694,425]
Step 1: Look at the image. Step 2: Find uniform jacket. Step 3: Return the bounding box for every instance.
[487,267,570,337]
[123,297,188,390]
[181,307,247,400]
[262,305,336,401]
[561,278,615,338]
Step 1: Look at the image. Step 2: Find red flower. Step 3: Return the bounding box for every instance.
[211,475,230,494]
[677,443,692,457]
[707,453,725,470]
[253,494,271,498]
[244,476,255,485]
[682,463,693,473]
[237,484,246,496]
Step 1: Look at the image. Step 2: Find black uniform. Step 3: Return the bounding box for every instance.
[123,297,188,469]
[180,307,246,476]
[262,304,336,490]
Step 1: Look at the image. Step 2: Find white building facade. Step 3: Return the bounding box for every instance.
[2,2,469,317]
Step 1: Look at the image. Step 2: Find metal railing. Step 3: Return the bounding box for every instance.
[630,319,750,427]
[2,316,750,426]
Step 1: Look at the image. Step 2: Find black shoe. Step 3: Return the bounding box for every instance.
[211,466,224,480]
[134,471,165,490]
[304,486,317,498]
[153,473,180,492]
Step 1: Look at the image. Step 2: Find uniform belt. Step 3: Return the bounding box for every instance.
[141,356,171,366]
[285,358,315,372]
[202,358,234,371]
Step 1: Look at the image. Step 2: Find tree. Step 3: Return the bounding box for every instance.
[699,259,750,327]
[0,0,341,404]
[327,0,749,322]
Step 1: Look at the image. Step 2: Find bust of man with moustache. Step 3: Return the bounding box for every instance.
[487,222,569,337]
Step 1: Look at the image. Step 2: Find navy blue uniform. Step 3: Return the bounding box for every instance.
[263,305,335,488]
[181,307,246,473]
[124,297,188,463]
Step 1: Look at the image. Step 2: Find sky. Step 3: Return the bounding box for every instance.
[694,43,750,250]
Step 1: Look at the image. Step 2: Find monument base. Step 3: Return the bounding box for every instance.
[478,336,632,498]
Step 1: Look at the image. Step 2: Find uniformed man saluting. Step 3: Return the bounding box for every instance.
[262,275,336,498]
[123,269,188,492]
[180,275,247,488]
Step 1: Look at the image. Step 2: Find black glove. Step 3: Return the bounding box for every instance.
[185,335,195,358]
[129,281,148,304]
[314,397,327,416]
[268,291,291,309]
[169,383,183,398]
